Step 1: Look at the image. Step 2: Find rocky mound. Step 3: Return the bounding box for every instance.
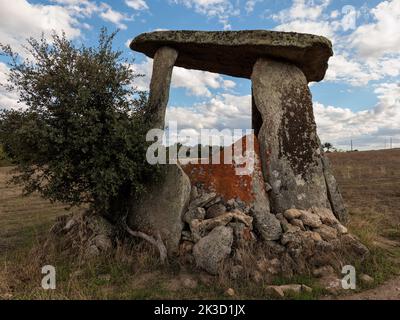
[178,186,368,278]
[180,135,368,279]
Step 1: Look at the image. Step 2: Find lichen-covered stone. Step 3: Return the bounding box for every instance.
[193,226,233,275]
[254,211,282,241]
[312,207,339,226]
[183,207,206,224]
[300,210,323,228]
[128,164,191,254]
[314,224,338,241]
[252,58,330,213]
[206,203,226,219]
[130,30,332,82]
[145,46,178,129]
[284,208,303,220]
[320,154,348,223]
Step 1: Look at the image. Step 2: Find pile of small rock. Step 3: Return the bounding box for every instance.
[179,185,369,282]
[179,185,257,275]
[49,212,115,258]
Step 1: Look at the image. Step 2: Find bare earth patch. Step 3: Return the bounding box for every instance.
[332,276,400,300]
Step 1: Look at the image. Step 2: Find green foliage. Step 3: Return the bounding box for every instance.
[0,144,11,166]
[0,29,162,222]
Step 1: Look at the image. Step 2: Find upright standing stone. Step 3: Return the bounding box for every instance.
[251,58,329,213]
[128,164,191,255]
[321,153,348,222]
[146,46,178,129]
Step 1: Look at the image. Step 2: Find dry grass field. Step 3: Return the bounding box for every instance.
[329,149,400,248]
[0,149,399,299]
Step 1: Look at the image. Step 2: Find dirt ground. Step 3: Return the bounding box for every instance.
[330,276,400,300]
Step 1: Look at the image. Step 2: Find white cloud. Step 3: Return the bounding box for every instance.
[245,0,260,14]
[170,0,239,30]
[0,0,136,56]
[51,0,99,17]
[349,0,400,58]
[325,54,380,86]
[0,63,25,110]
[132,58,236,96]
[99,3,132,30]
[53,0,136,30]
[165,94,251,146]
[315,82,400,150]
[125,0,149,11]
[0,0,82,55]
[272,0,330,22]
[271,0,341,42]
[275,20,334,39]
[271,0,400,87]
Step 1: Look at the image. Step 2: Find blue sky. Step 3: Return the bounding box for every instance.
[0,0,399,150]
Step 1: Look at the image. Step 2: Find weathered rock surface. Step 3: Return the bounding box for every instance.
[265,284,312,298]
[359,274,374,285]
[321,154,348,223]
[341,234,370,260]
[190,210,253,240]
[193,226,233,275]
[312,207,338,225]
[300,210,322,228]
[145,46,178,129]
[130,30,333,82]
[291,218,305,230]
[335,223,348,234]
[189,192,217,209]
[51,213,115,258]
[183,207,206,224]
[128,164,191,254]
[252,58,330,213]
[229,222,254,246]
[312,265,336,278]
[314,224,338,241]
[284,208,303,220]
[254,211,282,241]
[206,203,226,219]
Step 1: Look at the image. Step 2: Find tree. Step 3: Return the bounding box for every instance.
[0,29,162,223]
[0,144,11,167]
[323,142,334,153]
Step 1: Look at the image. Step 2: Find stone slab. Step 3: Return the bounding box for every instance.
[130,30,333,82]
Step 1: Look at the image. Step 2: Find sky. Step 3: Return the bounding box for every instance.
[0,0,399,150]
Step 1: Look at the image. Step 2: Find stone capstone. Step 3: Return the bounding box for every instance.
[130,30,333,82]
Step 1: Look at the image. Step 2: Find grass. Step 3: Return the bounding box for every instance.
[1,148,400,300]
[328,149,400,290]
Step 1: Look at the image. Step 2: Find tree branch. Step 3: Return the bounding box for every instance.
[125,224,168,265]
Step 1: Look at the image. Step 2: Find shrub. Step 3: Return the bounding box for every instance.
[0,29,162,223]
